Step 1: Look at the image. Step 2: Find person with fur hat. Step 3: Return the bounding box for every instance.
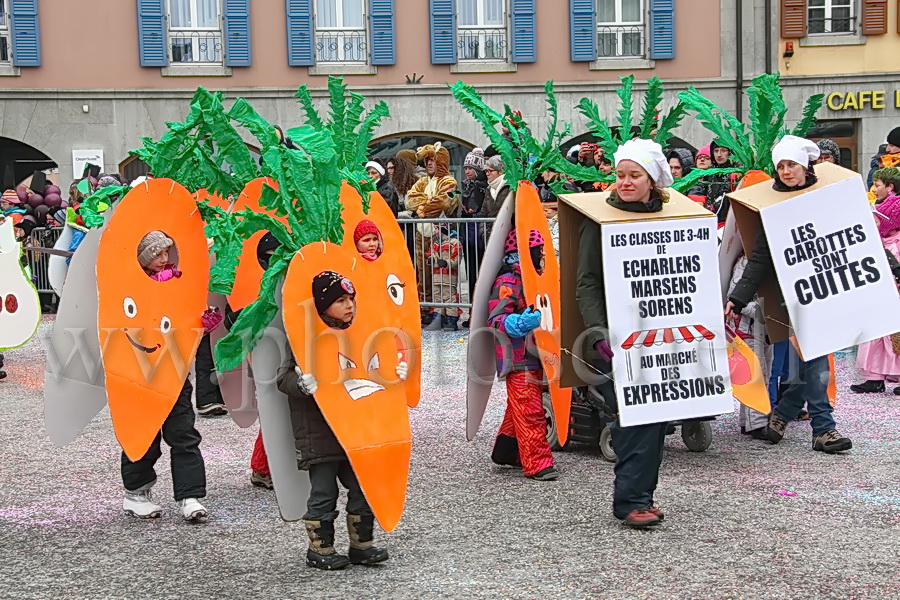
[725,135,853,455]
[277,270,406,570]
[121,230,224,522]
[426,224,462,330]
[488,228,558,482]
[407,143,459,317]
[366,160,399,216]
[575,138,673,529]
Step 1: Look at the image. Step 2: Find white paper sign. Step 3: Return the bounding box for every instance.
[602,216,733,426]
[72,149,104,179]
[760,174,900,359]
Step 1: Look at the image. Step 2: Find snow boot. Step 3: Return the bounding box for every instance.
[347,514,389,565]
[491,434,521,467]
[304,519,350,570]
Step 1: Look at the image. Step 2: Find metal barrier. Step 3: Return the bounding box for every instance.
[395,216,496,313]
[26,226,63,295]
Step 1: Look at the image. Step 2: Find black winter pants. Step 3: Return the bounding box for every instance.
[194,333,224,408]
[121,379,207,501]
[304,460,371,522]
[610,419,667,519]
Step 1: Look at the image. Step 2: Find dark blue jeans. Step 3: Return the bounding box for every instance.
[773,354,835,436]
[768,339,790,408]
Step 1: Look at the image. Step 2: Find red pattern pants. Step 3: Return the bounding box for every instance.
[250,429,270,477]
[497,370,554,476]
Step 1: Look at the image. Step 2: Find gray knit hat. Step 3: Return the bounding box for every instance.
[463,148,485,171]
[816,139,841,163]
[137,230,173,267]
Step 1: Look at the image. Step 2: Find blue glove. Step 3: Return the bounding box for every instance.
[504,308,542,338]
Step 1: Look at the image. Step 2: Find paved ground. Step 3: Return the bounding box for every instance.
[1,319,899,599]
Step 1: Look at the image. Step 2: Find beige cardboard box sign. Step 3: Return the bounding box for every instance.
[559,188,716,389]
[726,162,900,359]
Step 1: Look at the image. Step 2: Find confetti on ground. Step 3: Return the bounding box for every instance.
[1,323,899,599]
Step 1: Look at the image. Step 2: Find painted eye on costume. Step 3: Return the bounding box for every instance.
[339,353,357,371]
[367,353,380,371]
[386,274,405,306]
[160,316,172,333]
[123,297,137,319]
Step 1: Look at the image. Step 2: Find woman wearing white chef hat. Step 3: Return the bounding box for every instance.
[575,138,674,530]
[725,135,853,455]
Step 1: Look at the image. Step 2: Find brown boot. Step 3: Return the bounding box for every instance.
[346,514,389,565]
[303,519,350,570]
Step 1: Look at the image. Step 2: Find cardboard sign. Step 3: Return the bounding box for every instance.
[514,182,571,445]
[727,162,900,359]
[282,242,411,532]
[72,149,104,179]
[601,216,732,426]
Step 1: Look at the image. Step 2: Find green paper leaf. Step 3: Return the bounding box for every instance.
[76,179,91,194]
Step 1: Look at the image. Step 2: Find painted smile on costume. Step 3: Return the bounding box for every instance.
[124,329,160,354]
[343,379,386,401]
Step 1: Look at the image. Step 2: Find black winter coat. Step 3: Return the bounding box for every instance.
[461,173,488,215]
[376,177,400,216]
[277,353,347,469]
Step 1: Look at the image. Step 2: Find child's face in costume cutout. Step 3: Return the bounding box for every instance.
[356,233,380,257]
[146,248,170,274]
[324,294,356,325]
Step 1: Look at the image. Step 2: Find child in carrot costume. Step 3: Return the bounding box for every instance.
[121,231,222,521]
[278,270,408,570]
[488,229,558,481]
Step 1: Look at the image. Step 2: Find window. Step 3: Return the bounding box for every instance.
[168,0,222,64]
[315,0,367,64]
[0,0,10,64]
[597,0,645,58]
[458,0,507,62]
[808,0,855,34]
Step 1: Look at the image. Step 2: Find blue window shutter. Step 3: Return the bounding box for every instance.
[9,0,41,67]
[649,0,675,59]
[369,0,395,65]
[429,0,457,65]
[224,0,252,66]
[569,0,596,62]
[136,0,168,67]
[286,0,314,66]
[510,0,536,63]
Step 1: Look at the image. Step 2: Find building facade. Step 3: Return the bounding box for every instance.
[1,0,771,185]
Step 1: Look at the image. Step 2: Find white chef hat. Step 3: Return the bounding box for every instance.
[772,135,820,168]
[613,138,674,188]
[365,160,385,176]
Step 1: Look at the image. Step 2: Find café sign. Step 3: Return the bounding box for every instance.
[826,90,900,111]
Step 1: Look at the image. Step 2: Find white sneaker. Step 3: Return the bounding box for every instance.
[178,498,208,521]
[123,490,162,519]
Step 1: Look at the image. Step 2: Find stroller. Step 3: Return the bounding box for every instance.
[542,382,714,462]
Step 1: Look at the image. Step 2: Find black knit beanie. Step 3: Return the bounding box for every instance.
[312,271,356,315]
[887,127,900,148]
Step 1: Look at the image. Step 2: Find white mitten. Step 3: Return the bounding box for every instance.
[396,353,409,382]
[294,365,318,395]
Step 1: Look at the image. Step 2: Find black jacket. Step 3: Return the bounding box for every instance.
[480,182,510,218]
[576,192,665,352]
[277,353,347,469]
[376,177,400,216]
[461,172,488,216]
